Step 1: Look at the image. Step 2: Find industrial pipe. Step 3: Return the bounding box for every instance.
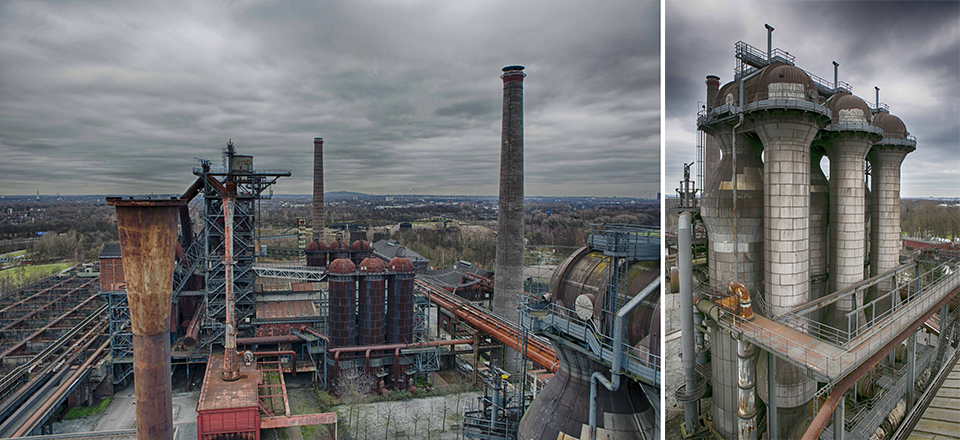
[422,282,559,372]
[678,211,700,430]
[237,335,301,345]
[765,24,774,62]
[222,181,239,381]
[737,337,757,440]
[183,298,204,347]
[731,67,764,284]
[833,61,839,92]
[801,286,960,440]
[588,277,661,440]
[107,197,185,440]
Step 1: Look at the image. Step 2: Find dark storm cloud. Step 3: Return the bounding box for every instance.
[0,0,660,198]
[665,0,960,198]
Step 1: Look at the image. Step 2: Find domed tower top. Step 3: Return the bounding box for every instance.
[387,257,415,273]
[359,257,385,273]
[758,62,817,100]
[829,92,872,125]
[873,112,909,139]
[350,239,371,251]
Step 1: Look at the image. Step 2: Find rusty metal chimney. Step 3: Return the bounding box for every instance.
[494,65,525,373]
[313,137,324,241]
[108,197,185,440]
[221,180,240,381]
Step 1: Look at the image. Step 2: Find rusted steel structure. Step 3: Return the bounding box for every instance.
[386,257,415,344]
[358,258,386,346]
[222,180,240,381]
[328,258,357,348]
[107,196,185,440]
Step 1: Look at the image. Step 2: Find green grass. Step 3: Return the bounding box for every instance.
[62,397,112,420]
[0,250,28,258]
[0,262,72,281]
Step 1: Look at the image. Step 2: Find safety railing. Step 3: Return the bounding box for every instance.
[524,301,661,386]
[723,258,960,382]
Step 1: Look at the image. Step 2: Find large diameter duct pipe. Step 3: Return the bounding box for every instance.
[222,181,240,381]
[678,211,700,430]
[494,65,525,373]
[313,137,324,241]
[108,197,185,440]
[588,278,660,440]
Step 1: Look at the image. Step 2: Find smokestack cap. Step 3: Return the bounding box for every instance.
[706,75,720,83]
[314,137,323,142]
[501,65,526,81]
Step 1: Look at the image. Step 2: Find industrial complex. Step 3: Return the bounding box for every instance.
[0,65,661,440]
[667,27,960,440]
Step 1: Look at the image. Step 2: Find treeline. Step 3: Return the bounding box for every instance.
[394,227,496,270]
[901,199,960,239]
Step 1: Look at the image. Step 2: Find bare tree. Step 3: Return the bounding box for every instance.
[334,366,375,435]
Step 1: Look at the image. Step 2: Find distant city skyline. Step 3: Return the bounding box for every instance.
[0,0,659,198]
[664,1,960,198]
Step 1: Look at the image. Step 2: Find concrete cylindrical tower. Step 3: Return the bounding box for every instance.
[387,257,415,344]
[358,258,386,346]
[868,113,915,318]
[328,258,357,348]
[108,197,184,440]
[313,137,324,241]
[494,65,525,373]
[822,93,882,330]
[749,64,827,432]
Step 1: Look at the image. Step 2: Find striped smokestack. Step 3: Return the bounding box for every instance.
[313,137,324,241]
[494,65,525,373]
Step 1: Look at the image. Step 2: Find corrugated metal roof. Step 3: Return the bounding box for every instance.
[256,300,318,320]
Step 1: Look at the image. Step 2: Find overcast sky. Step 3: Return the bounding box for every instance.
[665,0,960,198]
[0,0,659,198]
